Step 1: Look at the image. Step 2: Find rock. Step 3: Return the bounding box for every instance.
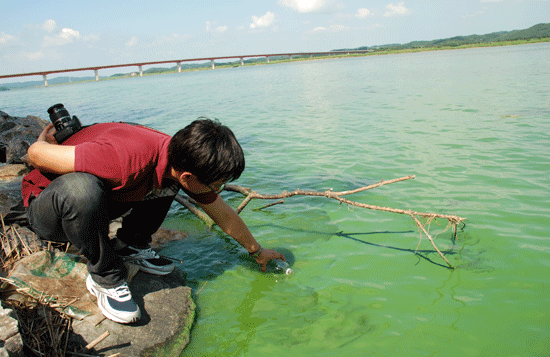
[0,111,48,164]
[0,165,29,181]
[0,302,23,357]
[71,270,195,356]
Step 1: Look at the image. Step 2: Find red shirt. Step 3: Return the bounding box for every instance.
[22,122,217,206]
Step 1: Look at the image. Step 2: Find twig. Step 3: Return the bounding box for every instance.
[197,281,208,295]
[13,225,33,256]
[332,175,416,195]
[1,214,6,233]
[253,199,285,211]
[79,331,110,353]
[411,214,452,267]
[67,352,101,357]
[159,254,183,263]
[174,194,214,227]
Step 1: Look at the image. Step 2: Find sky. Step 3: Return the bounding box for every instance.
[1,0,549,81]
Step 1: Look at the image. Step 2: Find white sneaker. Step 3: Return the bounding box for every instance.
[118,246,175,275]
[86,275,140,324]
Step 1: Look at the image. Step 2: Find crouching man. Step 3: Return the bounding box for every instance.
[23,117,285,324]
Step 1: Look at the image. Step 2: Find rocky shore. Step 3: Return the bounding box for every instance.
[0,111,195,356]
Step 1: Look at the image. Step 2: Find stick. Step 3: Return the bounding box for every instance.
[67,352,101,357]
[13,225,33,256]
[178,175,466,268]
[159,254,183,263]
[411,215,452,267]
[79,331,110,353]
[253,199,285,211]
[174,194,214,227]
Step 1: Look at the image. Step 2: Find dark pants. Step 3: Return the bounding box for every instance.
[27,173,174,288]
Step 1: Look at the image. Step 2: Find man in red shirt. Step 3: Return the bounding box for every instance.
[24,118,285,324]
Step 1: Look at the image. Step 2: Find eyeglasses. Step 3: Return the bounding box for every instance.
[207,182,226,194]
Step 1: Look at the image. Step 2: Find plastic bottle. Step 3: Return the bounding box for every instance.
[269,259,293,275]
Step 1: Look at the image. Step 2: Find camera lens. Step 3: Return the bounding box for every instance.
[47,103,72,131]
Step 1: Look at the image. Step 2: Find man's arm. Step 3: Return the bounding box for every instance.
[198,195,285,272]
[26,124,76,174]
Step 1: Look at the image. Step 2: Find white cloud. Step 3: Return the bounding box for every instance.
[0,31,16,45]
[125,36,138,47]
[356,8,371,18]
[279,0,328,13]
[21,51,45,60]
[60,28,80,40]
[206,21,228,33]
[311,24,349,32]
[82,33,100,42]
[43,19,57,33]
[330,24,348,31]
[250,11,275,29]
[384,2,409,16]
[42,27,81,47]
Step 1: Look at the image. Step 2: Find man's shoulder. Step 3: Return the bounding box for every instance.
[66,122,169,145]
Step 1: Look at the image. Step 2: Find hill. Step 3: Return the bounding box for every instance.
[334,23,550,51]
[0,75,102,90]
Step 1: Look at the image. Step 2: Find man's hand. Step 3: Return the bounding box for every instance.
[198,196,287,272]
[26,124,76,174]
[254,248,286,272]
[37,123,58,145]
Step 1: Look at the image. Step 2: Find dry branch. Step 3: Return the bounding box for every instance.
[178,175,466,268]
[174,194,214,228]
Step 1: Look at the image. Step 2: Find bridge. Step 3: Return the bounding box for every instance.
[0,51,371,87]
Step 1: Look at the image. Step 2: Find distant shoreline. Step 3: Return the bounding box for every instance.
[2,37,548,90]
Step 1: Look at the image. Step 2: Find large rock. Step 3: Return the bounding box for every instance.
[0,111,48,164]
[0,166,29,182]
[0,302,23,357]
[71,270,195,356]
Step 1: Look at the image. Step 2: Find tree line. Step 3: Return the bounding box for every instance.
[336,23,550,52]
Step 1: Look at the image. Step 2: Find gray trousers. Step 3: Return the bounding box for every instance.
[27,172,174,288]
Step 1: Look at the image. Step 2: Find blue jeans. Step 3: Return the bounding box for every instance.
[27,172,174,288]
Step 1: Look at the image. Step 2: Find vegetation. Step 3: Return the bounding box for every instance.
[336,23,550,52]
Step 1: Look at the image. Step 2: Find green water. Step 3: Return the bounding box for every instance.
[2,43,549,356]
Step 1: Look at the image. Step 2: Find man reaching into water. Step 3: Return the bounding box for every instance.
[23,117,285,324]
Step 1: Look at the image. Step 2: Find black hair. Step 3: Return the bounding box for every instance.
[167,117,245,185]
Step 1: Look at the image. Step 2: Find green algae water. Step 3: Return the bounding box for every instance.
[2,43,549,356]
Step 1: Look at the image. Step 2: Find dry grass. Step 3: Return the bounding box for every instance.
[3,298,72,356]
[0,218,82,356]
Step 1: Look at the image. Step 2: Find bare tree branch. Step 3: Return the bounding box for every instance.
[177,175,466,268]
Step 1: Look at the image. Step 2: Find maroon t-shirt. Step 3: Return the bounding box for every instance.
[22,122,217,206]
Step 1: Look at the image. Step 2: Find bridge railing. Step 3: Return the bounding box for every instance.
[0,51,371,86]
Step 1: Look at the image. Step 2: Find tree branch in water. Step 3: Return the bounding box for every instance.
[176,175,466,268]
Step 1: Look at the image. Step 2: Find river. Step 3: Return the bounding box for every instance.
[1,42,549,356]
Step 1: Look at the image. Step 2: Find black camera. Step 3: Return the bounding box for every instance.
[47,103,82,143]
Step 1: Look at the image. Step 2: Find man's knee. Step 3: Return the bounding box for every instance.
[52,173,107,209]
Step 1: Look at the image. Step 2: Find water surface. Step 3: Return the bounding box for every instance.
[1,43,549,356]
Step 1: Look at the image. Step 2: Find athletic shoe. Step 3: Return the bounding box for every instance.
[86,275,140,324]
[117,246,175,275]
